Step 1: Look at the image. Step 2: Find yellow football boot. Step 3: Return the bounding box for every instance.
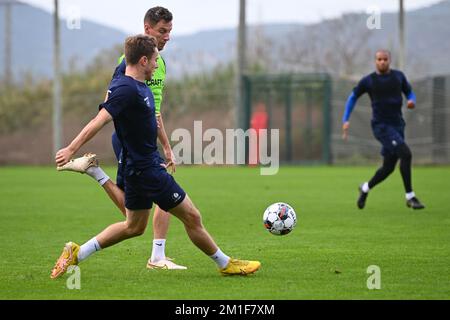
[50,242,80,279]
[220,258,261,276]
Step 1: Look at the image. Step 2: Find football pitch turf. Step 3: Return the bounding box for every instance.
[0,165,449,300]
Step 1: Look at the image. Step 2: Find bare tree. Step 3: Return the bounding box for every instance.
[321,13,374,77]
[277,13,374,77]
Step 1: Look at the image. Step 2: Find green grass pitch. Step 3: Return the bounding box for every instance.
[0,165,449,299]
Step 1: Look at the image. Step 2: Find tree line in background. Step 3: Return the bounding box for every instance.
[0,47,239,135]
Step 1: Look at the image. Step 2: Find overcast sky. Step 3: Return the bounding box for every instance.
[20,0,444,36]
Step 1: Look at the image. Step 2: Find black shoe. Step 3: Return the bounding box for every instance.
[406,197,425,210]
[357,185,368,209]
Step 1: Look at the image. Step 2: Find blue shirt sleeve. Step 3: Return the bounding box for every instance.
[342,76,368,123]
[406,91,416,103]
[99,84,135,118]
[342,92,358,123]
[399,71,416,103]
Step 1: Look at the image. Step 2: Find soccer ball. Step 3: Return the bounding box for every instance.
[263,202,297,235]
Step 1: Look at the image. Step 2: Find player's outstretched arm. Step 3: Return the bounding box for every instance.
[342,76,367,140]
[55,108,113,167]
[342,92,358,140]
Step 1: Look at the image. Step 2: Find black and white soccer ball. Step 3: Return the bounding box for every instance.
[263,202,297,235]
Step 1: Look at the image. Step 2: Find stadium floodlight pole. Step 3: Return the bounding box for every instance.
[0,0,17,85]
[53,0,62,155]
[398,0,405,70]
[1,0,26,85]
[236,0,247,130]
[4,1,11,84]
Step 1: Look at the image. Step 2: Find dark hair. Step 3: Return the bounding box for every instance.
[144,6,173,26]
[124,35,157,65]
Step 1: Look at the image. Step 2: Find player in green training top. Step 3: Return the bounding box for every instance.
[59,7,186,270]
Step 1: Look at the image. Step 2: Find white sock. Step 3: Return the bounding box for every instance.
[86,166,110,186]
[150,239,166,262]
[78,237,102,262]
[362,182,370,193]
[406,191,416,200]
[209,248,230,269]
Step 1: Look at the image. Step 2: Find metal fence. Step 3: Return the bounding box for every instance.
[1,73,449,166]
[242,73,332,164]
[242,73,450,165]
[331,75,450,164]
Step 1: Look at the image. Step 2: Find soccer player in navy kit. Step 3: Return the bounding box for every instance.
[59,7,186,270]
[51,35,261,278]
[342,50,425,210]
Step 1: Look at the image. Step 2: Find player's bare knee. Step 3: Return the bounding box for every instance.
[134,224,147,236]
[184,207,202,229]
[131,227,146,237]
[125,222,147,237]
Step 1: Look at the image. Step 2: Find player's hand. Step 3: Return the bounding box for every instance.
[342,122,350,140]
[160,160,176,174]
[407,100,415,109]
[162,147,176,174]
[55,147,74,167]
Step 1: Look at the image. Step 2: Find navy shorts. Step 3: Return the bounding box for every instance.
[124,165,186,212]
[371,121,405,156]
